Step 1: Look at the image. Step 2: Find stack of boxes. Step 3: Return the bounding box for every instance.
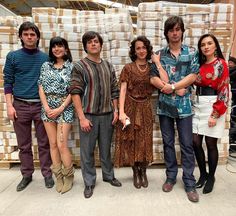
[32,7,58,53]
[209,3,234,59]
[0,16,19,162]
[105,8,133,79]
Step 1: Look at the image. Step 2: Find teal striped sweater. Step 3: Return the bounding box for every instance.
[4,48,48,99]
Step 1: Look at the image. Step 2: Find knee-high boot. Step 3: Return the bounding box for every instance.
[61,165,74,194]
[51,163,64,193]
[132,163,141,189]
[140,162,148,188]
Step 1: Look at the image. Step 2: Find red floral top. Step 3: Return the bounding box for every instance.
[195,58,229,118]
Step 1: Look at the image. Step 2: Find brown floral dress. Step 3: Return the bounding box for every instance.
[114,62,155,167]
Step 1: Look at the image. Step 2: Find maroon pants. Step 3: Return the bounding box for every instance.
[13,99,52,177]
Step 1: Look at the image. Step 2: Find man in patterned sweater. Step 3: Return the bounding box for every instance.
[70,31,122,198]
[4,22,54,191]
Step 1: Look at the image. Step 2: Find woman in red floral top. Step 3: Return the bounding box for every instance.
[193,34,229,194]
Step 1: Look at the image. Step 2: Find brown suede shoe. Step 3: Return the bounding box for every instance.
[162,181,175,192]
[187,189,199,203]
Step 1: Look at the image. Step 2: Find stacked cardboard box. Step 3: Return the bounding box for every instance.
[0,16,19,161]
[105,8,133,79]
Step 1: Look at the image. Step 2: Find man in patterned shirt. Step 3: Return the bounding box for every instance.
[150,16,200,202]
[70,31,122,198]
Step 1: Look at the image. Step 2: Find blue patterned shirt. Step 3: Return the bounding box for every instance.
[150,44,199,118]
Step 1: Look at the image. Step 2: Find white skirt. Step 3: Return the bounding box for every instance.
[192,96,226,138]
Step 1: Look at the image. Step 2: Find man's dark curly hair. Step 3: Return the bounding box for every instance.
[129,36,153,62]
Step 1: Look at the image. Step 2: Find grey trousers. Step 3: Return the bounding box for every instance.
[79,113,115,186]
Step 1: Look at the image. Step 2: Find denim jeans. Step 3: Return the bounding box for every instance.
[159,115,196,191]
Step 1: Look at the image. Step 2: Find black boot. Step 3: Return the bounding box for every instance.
[203,176,215,194]
[132,163,141,189]
[140,162,148,188]
[196,172,208,188]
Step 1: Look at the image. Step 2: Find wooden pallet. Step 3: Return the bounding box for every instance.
[0,160,40,169]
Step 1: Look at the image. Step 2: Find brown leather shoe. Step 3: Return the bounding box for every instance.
[162,181,175,192]
[187,189,199,202]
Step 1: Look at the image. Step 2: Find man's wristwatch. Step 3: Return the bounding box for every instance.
[171,84,175,91]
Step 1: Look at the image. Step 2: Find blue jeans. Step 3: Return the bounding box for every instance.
[159,115,196,192]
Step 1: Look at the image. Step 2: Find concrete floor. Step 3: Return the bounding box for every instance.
[0,164,236,216]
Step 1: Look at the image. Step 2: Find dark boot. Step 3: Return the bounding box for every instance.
[132,163,141,189]
[203,176,215,194]
[51,163,64,193]
[140,162,148,188]
[196,172,208,188]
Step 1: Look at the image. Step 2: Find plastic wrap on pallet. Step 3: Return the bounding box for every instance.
[104,14,132,24]
[138,2,163,12]
[137,28,162,37]
[35,23,58,32]
[56,8,80,17]
[58,24,81,33]
[60,32,82,42]
[108,32,133,41]
[33,14,57,24]
[210,3,234,13]
[0,16,18,27]
[161,6,186,16]
[186,4,210,14]
[210,22,233,30]
[137,20,163,29]
[110,48,129,57]
[138,12,163,21]
[57,16,80,24]
[111,56,131,65]
[210,12,233,22]
[105,23,131,32]
[32,7,56,16]
[0,34,18,44]
[110,40,130,49]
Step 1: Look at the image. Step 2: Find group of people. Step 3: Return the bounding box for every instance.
[3,15,230,203]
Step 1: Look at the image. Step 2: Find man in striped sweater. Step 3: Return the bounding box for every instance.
[4,22,54,191]
[70,31,122,198]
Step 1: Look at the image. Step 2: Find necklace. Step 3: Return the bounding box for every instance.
[135,62,148,72]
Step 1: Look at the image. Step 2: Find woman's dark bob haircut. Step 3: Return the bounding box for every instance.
[49,36,72,63]
[198,33,224,66]
[129,36,153,62]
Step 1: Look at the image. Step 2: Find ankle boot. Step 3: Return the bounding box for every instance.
[140,163,148,188]
[132,164,141,189]
[196,172,208,188]
[203,176,215,194]
[51,164,64,193]
[61,165,74,194]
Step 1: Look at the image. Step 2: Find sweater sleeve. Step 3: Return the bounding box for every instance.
[211,60,229,118]
[3,51,15,94]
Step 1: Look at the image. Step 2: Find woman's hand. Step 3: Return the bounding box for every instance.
[46,107,62,119]
[151,52,161,64]
[119,112,130,130]
[208,116,217,127]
